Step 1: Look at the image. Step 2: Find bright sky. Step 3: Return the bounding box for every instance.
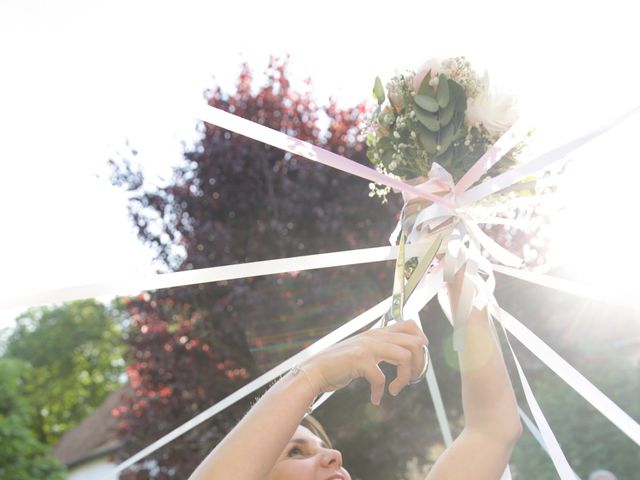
[1,0,639,329]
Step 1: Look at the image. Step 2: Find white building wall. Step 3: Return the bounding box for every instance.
[68,458,118,480]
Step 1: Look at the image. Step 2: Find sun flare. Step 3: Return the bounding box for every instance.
[546,113,640,305]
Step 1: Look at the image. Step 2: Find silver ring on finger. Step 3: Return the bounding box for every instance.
[408,345,429,385]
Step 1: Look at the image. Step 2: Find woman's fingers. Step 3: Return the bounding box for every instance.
[386,319,428,342]
[372,331,428,380]
[360,337,422,397]
[361,362,386,405]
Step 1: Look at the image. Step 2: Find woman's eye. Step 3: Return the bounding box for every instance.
[287,447,303,457]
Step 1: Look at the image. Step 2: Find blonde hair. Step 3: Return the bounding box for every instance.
[300,414,332,449]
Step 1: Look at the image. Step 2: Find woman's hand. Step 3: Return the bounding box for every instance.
[299,320,428,405]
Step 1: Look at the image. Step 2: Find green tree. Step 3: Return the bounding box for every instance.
[0,358,66,479]
[3,299,125,445]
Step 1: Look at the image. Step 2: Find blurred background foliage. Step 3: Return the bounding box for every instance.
[1,299,124,478]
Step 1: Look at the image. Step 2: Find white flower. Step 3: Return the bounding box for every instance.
[466,73,518,137]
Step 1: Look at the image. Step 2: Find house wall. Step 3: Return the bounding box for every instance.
[68,457,118,480]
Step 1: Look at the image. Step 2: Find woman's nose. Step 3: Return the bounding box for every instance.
[319,447,343,468]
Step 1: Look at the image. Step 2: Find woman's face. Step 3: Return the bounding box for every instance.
[267,425,351,480]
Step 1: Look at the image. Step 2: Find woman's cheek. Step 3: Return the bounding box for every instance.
[270,458,316,480]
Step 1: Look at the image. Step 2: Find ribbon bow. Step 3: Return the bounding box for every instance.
[388,159,525,351]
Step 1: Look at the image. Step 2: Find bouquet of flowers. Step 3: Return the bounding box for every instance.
[364,57,539,348]
[366,57,521,199]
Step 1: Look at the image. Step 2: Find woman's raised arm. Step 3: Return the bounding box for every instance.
[426,266,522,480]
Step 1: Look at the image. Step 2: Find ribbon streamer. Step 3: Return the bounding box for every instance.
[453,119,532,195]
[491,264,628,306]
[194,105,455,208]
[2,243,431,310]
[462,218,523,268]
[3,240,620,313]
[408,107,638,237]
[425,352,453,447]
[458,106,640,207]
[518,407,548,455]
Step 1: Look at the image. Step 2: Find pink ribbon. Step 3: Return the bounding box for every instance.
[195,105,455,209]
[453,119,530,195]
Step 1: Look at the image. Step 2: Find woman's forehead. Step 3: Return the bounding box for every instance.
[294,425,320,440]
[292,425,325,446]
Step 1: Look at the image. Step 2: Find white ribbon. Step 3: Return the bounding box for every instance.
[462,218,523,268]
[500,466,513,480]
[491,264,632,307]
[5,242,622,312]
[194,105,455,208]
[1,243,431,310]
[518,407,547,453]
[458,106,640,206]
[453,119,532,195]
[451,259,478,351]
[425,353,453,447]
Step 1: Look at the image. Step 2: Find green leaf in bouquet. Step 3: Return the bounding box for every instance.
[417,126,438,155]
[417,72,437,98]
[400,148,415,163]
[436,145,453,165]
[436,74,450,108]
[415,108,440,132]
[452,110,465,132]
[414,95,439,112]
[378,138,395,166]
[382,149,395,165]
[373,76,386,105]
[378,137,393,150]
[438,92,456,126]
[449,79,467,112]
[438,121,456,153]
[414,154,429,175]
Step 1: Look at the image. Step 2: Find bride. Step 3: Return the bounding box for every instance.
[189,265,522,479]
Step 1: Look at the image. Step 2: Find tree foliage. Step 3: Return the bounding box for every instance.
[0,358,66,480]
[3,299,125,445]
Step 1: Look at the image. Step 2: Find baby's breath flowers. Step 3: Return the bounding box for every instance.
[366,57,520,199]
